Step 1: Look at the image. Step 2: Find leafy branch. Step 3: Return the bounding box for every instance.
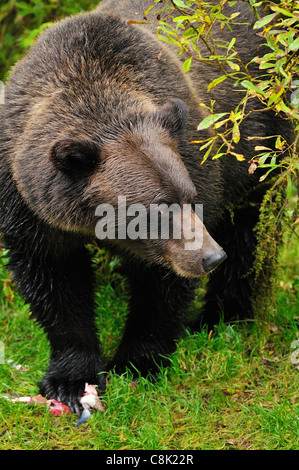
[149,0,298,183]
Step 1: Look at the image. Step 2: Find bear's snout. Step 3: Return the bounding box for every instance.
[168,211,227,278]
[169,244,226,278]
[202,249,227,274]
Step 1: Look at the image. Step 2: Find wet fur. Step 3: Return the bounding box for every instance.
[0,0,292,410]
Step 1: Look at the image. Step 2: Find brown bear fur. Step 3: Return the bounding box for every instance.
[0,0,291,410]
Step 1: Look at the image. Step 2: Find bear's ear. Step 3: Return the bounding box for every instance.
[153,98,188,137]
[50,138,99,176]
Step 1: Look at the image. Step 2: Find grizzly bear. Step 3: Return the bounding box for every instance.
[0,0,291,411]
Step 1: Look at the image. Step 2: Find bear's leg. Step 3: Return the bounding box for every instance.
[194,202,261,331]
[6,240,104,412]
[109,264,197,377]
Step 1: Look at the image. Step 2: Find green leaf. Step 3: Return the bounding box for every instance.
[230,12,240,20]
[275,136,285,151]
[258,153,271,164]
[197,113,228,130]
[259,167,275,182]
[157,33,181,48]
[254,146,272,151]
[258,62,275,70]
[241,80,265,95]
[183,57,192,73]
[230,152,245,161]
[254,12,278,30]
[173,15,191,23]
[232,121,240,143]
[207,75,227,92]
[172,0,187,8]
[267,85,285,106]
[288,37,299,52]
[227,60,240,71]
[200,139,214,151]
[200,141,215,165]
[214,118,230,129]
[212,152,226,160]
[227,37,236,52]
[182,28,197,39]
[143,4,155,18]
[270,5,295,18]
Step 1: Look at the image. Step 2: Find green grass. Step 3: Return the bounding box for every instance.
[0,0,99,81]
[0,233,298,450]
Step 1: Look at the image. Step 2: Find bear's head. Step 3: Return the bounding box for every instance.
[12,98,226,277]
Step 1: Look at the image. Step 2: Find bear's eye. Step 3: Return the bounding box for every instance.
[50,138,100,176]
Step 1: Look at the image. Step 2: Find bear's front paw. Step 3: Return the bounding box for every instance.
[39,370,106,414]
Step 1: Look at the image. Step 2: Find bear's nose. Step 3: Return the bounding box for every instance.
[202,249,227,273]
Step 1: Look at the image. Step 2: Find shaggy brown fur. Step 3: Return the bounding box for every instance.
[0,0,291,411]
